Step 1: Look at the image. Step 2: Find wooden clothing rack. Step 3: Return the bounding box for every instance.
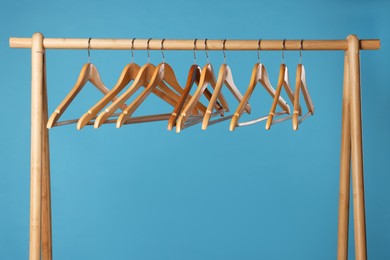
[9,33,381,260]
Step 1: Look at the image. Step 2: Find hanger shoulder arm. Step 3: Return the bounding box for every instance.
[265,64,286,130]
[223,67,251,114]
[202,88,223,110]
[168,67,200,130]
[208,73,229,111]
[256,64,289,113]
[161,63,184,94]
[300,65,314,114]
[47,64,91,128]
[230,64,260,131]
[282,66,297,108]
[201,65,229,129]
[293,65,303,129]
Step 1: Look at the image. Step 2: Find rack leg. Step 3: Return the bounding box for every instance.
[30,32,45,260]
[337,51,351,260]
[347,34,367,260]
[41,52,52,260]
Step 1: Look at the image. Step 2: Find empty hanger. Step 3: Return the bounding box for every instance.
[265,39,300,130]
[167,39,223,131]
[230,39,290,131]
[93,39,199,128]
[176,39,228,133]
[292,40,314,130]
[47,38,123,128]
[201,39,251,130]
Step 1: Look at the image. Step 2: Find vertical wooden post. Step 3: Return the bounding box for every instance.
[337,51,351,260]
[41,52,53,260]
[347,34,367,260]
[30,32,45,260]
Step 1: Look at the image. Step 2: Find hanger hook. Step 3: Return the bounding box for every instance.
[299,39,303,64]
[282,39,286,64]
[223,39,227,64]
[204,38,210,64]
[193,38,197,64]
[257,39,262,62]
[161,38,166,63]
[147,38,152,63]
[131,38,136,63]
[87,37,92,63]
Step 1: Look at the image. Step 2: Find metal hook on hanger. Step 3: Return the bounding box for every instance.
[299,39,303,64]
[257,39,262,62]
[131,38,136,63]
[161,38,166,63]
[205,38,210,63]
[282,39,286,64]
[193,38,197,64]
[223,39,227,64]
[87,37,92,63]
[147,38,152,63]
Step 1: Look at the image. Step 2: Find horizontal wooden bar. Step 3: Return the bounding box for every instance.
[9,37,380,51]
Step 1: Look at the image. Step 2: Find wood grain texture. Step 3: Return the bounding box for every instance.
[347,34,367,260]
[41,53,52,260]
[337,51,351,260]
[30,32,44,260]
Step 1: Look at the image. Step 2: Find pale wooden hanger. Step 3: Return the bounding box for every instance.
[230,40,290,131]
[93,39,201,128]
[201,39,251,130]
[175,39,228,133]
[167,39,223,131]
[292,40,314,130]
[115,39,207,128]
[77,38,139,130]
[265,39,300,130]
[47,38,124,128]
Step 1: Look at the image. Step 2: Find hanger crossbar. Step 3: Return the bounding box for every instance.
[9,37,380,51]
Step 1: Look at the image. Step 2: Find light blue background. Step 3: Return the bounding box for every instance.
[1,0,389,259]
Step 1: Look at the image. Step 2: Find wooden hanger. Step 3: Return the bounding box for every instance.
[292,41,314,130]
[115,39,207,128]
[265,40,300,130]
[167,39,223,131]
[47,38,124,129]
[93,39,201,128]
[230,40,290,131]
[201,40,251,130]
[175,39,228,133]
